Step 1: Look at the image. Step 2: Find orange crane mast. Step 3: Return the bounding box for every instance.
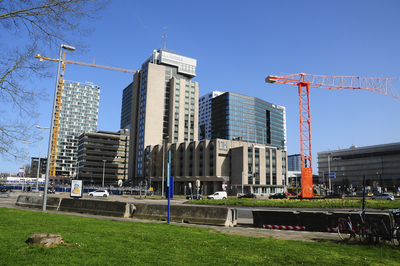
[265,73,400,198]
[36,54,136,177]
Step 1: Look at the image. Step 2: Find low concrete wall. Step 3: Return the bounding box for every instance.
[59,198,134,218]
[132,203,237,227]
[15,195,61,211]
[253,209,393,232]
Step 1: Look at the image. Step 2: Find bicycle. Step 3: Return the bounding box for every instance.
[337,210,369,241]
[368,209,400,246]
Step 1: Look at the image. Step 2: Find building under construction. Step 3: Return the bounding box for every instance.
[54,80,100,177]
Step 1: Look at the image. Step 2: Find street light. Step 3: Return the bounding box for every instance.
[162,136,169,198]
[148,158,152,189]
[43,44,75,211]
[102,160,106,188]
[327,153,332,194]
[22,141,32,191]
[35,126,49,191]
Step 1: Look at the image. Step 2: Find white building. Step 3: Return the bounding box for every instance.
[198,91,225,140]
[54,80,100,176]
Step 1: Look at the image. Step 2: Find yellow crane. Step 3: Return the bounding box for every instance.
[36,53,136,177]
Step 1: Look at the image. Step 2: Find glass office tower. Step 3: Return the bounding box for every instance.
[211,92,286,149]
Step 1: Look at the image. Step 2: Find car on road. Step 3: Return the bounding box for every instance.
[238,193,257,199]
[186,194,203,200]
[370,193,394,201]
[269,193,288,199]
[324,193,344,199]
[88,190,109,197]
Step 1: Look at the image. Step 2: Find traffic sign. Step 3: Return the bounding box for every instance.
[323,173,336,178]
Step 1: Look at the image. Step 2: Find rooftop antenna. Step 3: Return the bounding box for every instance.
[162,27,167,50]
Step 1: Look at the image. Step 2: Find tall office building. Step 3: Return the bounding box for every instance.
[211,92,286,149]
[198,91,225,140]
[288,154,301,171]
[128,49,199,184]
[54,80,99,177]
[120,82,133,130]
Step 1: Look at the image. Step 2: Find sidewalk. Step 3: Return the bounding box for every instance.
[0,192,341,243]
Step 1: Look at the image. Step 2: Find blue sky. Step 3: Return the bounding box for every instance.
[3,0,400,174]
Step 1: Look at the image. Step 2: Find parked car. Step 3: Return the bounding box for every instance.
[186,194,203,200]
[269,193,288,199]
[207,191,227,200]
[238,193,257,199]
[88,190,109,197]
[370,193,394,201]
[324,193,344,199]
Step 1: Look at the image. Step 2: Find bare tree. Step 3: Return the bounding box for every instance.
[0,0,111,160]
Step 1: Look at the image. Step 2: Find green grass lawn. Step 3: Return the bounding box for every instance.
[186,197,400,210]
[1,207,399,266]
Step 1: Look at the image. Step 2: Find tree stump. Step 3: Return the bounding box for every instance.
[26,233,64,247]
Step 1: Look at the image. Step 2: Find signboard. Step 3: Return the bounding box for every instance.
[70,179,83,198]
[323,173,336,178]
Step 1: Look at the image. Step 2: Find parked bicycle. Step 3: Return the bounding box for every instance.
[368,209,400,246]
[337,210,369,241]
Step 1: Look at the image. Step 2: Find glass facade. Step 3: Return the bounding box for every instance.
[211,92,286,149]
[120,82,133,130]
[198,91,225,140]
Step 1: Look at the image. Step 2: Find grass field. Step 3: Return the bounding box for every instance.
[1,207,400,266]
[186,197,400,210]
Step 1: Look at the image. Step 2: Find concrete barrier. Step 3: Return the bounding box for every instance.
[132,203,237,227]
[59,198,134,218]
[253,209,393,232]
[15,195,61,211]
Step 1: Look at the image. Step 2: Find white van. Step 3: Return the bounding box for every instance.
[207,191,227,200]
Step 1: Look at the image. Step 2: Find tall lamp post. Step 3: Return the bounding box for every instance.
[35,126,49,191]
[43,44,75,211]
[148,158,152,189]
[102,160,106,188]
[327,153,332,194]
[22,141,32,191]
[162,136,169,198]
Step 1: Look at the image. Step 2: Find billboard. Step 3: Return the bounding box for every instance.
[70,180,83,198]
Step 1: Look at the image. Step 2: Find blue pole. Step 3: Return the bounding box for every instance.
[167,150,171,223]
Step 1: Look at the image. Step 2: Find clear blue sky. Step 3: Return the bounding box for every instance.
[3,0,400,174]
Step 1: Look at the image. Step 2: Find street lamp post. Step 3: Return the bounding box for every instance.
[35,126,49,191]
[102,160,106,188]
[162,136,169,198]
[328,153,332,194]
[43,44,75,211]
[148,158,152,190]
[22,141,32,191]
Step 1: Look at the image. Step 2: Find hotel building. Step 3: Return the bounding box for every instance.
[127,49,199,185]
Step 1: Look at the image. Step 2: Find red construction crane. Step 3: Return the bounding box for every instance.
[265,73,400,198]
